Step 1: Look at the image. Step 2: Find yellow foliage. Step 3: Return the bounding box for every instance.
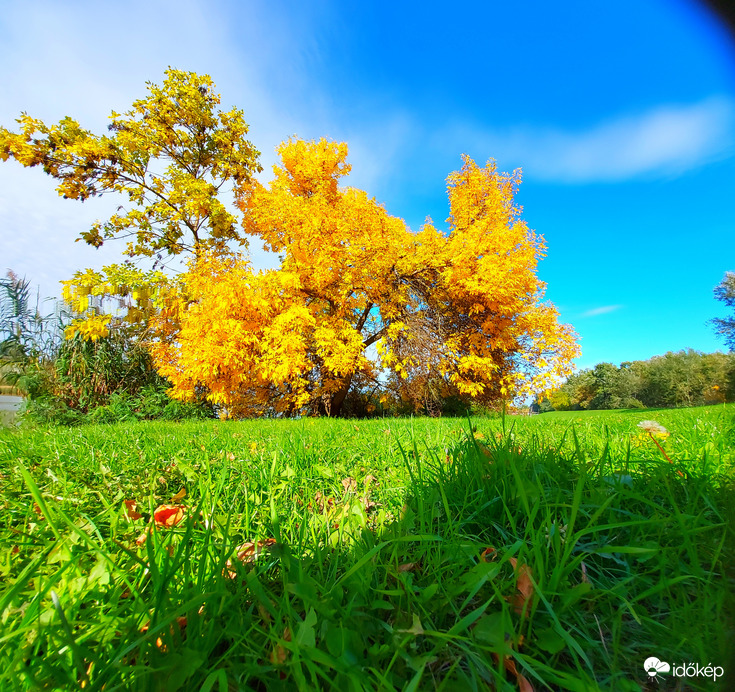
[65,314,112,342]
[1,69,578,415]
[152,139,579,415]
[0,69,260,258]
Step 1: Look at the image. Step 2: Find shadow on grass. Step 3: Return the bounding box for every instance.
[388,422,735,691]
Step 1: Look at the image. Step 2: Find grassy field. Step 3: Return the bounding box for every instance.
[1,406,733,691]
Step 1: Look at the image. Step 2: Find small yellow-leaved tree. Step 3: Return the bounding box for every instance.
[0,68,261,340]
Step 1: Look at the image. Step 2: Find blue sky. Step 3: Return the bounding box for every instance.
[1,0,734,370]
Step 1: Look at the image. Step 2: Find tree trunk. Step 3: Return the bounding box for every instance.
[328,375,353,417]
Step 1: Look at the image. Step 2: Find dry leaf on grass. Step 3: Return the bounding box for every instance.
[140,616,188,652]
[360,496,377,512]
[124,500,143,520]
[501,656,534,692]
[488,635,533,692]
[341,477,357,493]
[171,487,186,502]
[224,538,277,577]
[508,557,534,616]
[153,504,186,528]
[135,529,150,546]
[480,547,497,562]
[270,627,292,665]
[309,490,335,514]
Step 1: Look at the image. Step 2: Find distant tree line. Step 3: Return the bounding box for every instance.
[535,349,735,412]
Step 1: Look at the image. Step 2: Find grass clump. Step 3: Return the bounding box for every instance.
[0,407,733,690]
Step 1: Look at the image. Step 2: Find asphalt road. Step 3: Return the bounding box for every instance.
[0,395,23,425]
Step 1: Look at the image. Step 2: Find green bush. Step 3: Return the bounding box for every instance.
[18,325,214,424]
[23,381,213,425]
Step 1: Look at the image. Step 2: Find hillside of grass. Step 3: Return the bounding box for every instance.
[1,406,733,690]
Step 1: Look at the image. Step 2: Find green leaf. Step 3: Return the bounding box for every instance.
[296,607,317,648]
[535,626,566,654]
[472,611,513,655]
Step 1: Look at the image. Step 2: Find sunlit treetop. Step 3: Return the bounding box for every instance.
[0,68,261,259]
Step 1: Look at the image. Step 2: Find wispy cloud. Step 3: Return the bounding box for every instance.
[0,0,331,297]
[439,98,735,182]
[581,305,623,318]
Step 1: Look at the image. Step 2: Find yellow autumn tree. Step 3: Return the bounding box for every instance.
[0,69,261,339]
[151,139,579,416]
[1,69,578,416]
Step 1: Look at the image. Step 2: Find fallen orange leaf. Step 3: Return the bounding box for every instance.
[124,499,143,520]
[480,547,497,562]
[509,557,534,616]
[225,538,277,577]
[153,504,186,528]
[135,527,151,545]
[502,656,534,692]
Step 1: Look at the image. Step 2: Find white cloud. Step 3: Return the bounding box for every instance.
[581,305,623,317]
[0,0,414,299]
[439,98,735,182]
[0,0,330,298]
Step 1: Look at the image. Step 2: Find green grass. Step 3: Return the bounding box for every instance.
[1,406,734,690]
